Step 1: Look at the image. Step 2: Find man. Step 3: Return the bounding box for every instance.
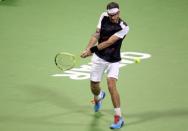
[80,2,129,129]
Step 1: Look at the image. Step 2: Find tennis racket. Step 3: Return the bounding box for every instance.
[55,52,76,71]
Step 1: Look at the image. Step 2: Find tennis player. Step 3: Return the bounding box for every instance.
[80,2,129,129]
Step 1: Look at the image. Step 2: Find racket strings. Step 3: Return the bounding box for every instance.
[55,53,76,71]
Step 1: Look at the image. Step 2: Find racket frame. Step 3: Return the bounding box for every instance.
[55,52,76,71]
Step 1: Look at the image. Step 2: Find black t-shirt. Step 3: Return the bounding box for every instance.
[96,12,129,62]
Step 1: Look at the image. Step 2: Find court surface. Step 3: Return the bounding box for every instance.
[0,0,188,131]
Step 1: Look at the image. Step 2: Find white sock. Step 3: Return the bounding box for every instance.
[114,108,122,117]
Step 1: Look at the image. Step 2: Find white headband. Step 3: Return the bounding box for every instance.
[107,8,119,14]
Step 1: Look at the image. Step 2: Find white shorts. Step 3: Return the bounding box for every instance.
[90,53,120,82]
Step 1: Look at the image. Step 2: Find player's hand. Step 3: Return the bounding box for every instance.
[80,49,92,58]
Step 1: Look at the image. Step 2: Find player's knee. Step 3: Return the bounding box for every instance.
[90,81,99,89]
[90,81,100,95]
[107,78,116,91]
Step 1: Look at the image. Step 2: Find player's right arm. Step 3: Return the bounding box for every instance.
[81,12,106,58]
[80,28,100,58]
[86,28,100,49]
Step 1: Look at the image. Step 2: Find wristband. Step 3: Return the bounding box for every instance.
[90,46,99,53]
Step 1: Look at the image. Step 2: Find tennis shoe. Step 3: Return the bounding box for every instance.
[93,91,105,112]
[110,115,124,129]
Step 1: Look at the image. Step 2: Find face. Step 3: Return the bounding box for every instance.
[108,11,120,23]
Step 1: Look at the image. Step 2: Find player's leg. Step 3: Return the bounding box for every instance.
[106,62,124,129]
[107,77,120,109]
[90,81,106,112]
[90,81,105,111]
[90,81,101,98]
[90,54,107,112]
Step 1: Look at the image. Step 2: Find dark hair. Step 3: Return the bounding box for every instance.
[106,2,119,10]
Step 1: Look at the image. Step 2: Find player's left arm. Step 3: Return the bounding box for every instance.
[97,35,121,50]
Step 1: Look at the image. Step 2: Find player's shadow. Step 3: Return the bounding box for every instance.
[104,108,188,126]
[127,108,188,126]
[87,112,104,131]
[0,0,19,6]
[0,84,92,126]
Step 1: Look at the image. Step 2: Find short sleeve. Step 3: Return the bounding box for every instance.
[114,22,129,38]
[97,12,108,29]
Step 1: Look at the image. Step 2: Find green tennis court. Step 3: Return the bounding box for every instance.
[0,0,188,131]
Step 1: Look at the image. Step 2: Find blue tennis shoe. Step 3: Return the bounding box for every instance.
[110,115,124,129]
[93,91,105,112]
